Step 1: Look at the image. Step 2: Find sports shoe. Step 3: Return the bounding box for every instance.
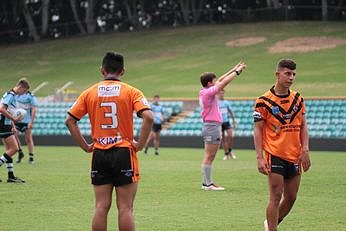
[222,155,228,160]
[28,159,35,164]
[229,152,237,160]
[264,219,269,231]
[143,147,148,155]
[16,151,25,163]
[202,183,225,191]
[154,151,159,155]
[7,177,26,183]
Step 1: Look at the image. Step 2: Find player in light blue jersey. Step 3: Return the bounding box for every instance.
[144,95,165,155]
[218,89,237,160]
[14,91,38,164]
[0,78,30,183]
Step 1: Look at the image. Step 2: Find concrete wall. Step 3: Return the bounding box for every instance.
[18,135,346,151]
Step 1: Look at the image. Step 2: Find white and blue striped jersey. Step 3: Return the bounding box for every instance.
[0,90,17,125]
[151,103,164,124]
[16,92,37,124]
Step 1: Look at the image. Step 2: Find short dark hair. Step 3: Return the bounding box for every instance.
[102,52,124,74]
[200,72,216,87]
[277,59,296,71]
[153,95,160,98]
[16,78,30,89]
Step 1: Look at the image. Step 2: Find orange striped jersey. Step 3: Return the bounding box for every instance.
[253,87,306,163]
[68,79,150,150]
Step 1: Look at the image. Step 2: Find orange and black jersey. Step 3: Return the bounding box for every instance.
[254,86,306,163]
[68,79,151,150]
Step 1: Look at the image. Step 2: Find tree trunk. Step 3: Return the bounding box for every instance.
[21,0,40,42]
[69,0,86,34]
[124,0,139,27]
[321,0,328,21]
[271,0,280,9]
[85,0,96,34]
[191,0,204,24]
[179,0,190,24]
[41,0,50,36]
[332,0,344,18]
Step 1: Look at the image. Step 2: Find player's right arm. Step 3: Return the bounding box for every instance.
[254,120,269,175]
[135,110,153,151]
[0,103,21,123]
[215,62,246,90]
[65,115,93,153]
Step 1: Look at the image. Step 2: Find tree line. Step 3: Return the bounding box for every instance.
[0,0,345,44]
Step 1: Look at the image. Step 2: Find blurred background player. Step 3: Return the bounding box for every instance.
[0,78,30,183]
[217,89,237,160]
[15,89,38,164]
[144,95,165,155]
[199,62,246,191]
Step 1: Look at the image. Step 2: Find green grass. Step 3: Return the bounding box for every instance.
[1,21,346,98]
[0,146,345,230]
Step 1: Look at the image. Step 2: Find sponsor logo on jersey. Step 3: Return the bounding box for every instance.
[283,114,291,119]
[97,135,122,145]
[98,85,121,97]
[141,98,149,106]
[280,99,290,104]
[271,106,280,115]
[253,111,262,120]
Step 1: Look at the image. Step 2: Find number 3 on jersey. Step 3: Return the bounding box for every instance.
[100,102,118,129]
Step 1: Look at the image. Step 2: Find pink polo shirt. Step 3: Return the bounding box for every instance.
[199,85,222,123]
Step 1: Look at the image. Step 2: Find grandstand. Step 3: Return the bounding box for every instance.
[33,99,346,141]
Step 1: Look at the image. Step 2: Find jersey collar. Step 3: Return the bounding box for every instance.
[270,86,290,98]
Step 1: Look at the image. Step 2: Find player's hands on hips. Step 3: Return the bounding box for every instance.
[84,143,94,153]
[127,138,140,152]
[299,149,311,172]
[257,157,270,175]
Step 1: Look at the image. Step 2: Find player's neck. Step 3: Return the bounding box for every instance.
[273,84,289,96]
[104,74,120,81]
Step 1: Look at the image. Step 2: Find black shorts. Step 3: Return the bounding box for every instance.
[91,147,140,186]
[0,125,14,139]
[15,122,28,133]
[269,154,301,179]
[221,122,231,132]
[152,123,162,132]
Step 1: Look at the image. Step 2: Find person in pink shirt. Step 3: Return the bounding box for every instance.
[199,62,246,191]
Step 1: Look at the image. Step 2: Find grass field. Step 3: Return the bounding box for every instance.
[0,146,345,231]
[1,21,346,98]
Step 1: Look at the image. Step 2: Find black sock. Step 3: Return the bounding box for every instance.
[29,153,34,161]
[224,152,229,155]
[0,153,11,167]
[6,155,15,179]
[228,148,232,153]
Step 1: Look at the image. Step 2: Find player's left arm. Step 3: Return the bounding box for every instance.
[229,107,236,128]
[28,106,36,129]
[65,115,93,153]
[299,115,311,172]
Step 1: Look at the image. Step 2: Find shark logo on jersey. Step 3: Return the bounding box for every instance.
[98,85,121,97]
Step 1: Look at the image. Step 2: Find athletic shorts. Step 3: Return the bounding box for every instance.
[202,122,222,145]
[268,154,301,179]
[91,147,140,186]
[15,122,28,133]
[221,122,232,132]
[0,125,14,139]
[152,123,162,132]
